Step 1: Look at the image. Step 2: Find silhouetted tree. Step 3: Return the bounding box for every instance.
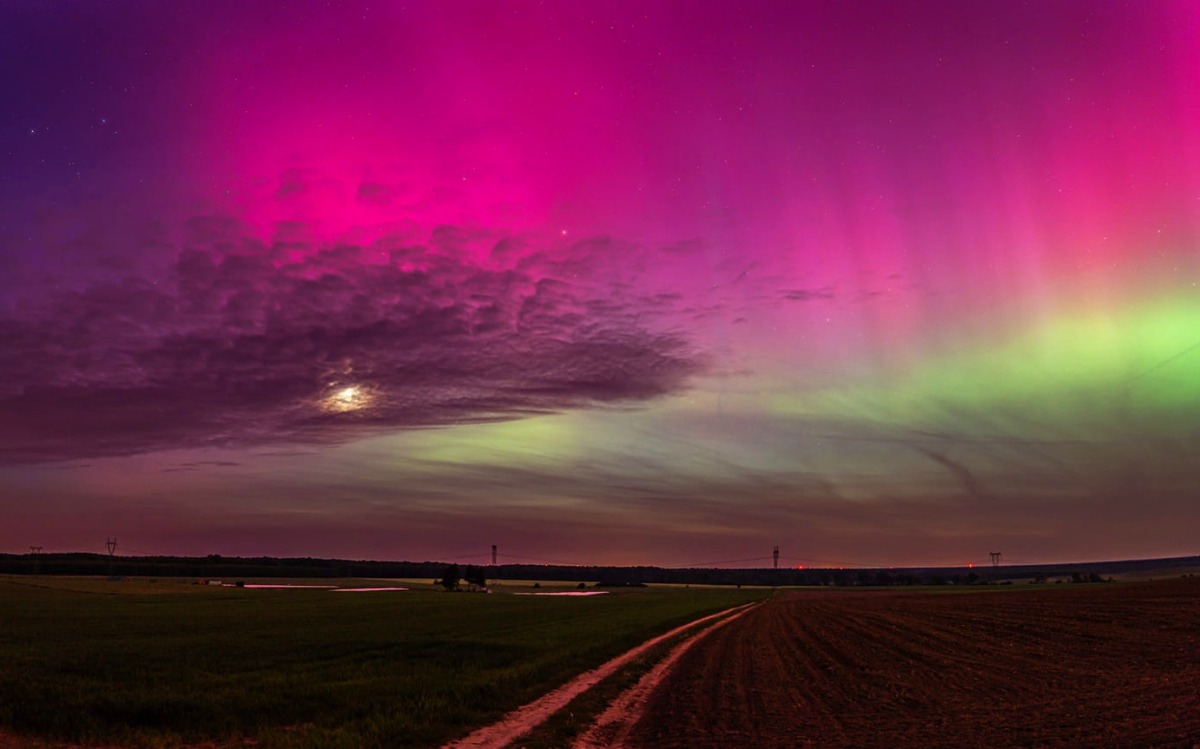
[441,564,461,591]
[464,565,486,591]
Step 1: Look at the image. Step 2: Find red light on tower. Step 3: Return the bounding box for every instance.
[968,563,974,569]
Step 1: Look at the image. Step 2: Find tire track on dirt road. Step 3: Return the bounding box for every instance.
[440,602,757,749]
[570,601,759,749]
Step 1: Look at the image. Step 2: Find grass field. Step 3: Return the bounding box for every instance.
[0,576,765,748]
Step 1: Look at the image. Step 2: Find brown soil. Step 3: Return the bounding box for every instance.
[624,579,1200,749]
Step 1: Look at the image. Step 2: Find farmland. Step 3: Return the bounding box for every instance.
[5,576,1199,749]
[626,578,1200,748]
[0,576,764,748]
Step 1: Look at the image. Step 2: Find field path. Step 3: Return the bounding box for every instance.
[441,602,757,749]
[622,580,1200,748]
[571,602,757,748]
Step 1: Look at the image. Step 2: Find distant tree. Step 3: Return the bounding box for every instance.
[441,564,461,591]
[464,565,486,591]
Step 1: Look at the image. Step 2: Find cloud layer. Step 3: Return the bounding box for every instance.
[0,212,707,463]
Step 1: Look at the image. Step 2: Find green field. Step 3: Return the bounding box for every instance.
[0,576,765,748]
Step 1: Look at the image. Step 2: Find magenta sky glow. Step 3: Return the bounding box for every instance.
[2,1,1198,567]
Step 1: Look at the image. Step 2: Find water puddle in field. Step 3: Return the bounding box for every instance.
[210,583,614,595]
[213,583,408,592]
[223,583,338,589]
[514,591,610,596]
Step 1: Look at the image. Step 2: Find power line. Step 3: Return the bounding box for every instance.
[500,552,592,567]
[779,555,879,569]
[667,556,774,569]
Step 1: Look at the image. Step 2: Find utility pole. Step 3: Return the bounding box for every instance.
[492,544,497,566]
[773,545,780,570]
[106,538,117,578]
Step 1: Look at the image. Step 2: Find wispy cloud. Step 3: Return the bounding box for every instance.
[781,287,835,302]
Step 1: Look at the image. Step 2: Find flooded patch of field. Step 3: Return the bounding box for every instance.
[231,583,337,589]
[515,590,610,597]
[218,583,409,592]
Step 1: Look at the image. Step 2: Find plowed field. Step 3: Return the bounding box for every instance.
[626,579,1200,748]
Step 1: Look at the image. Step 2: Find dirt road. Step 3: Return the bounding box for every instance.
[572,603,757,748]
[624,579,1200,748]
[442,603,756,749]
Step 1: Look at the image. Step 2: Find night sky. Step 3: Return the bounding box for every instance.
[2,1,1198,567]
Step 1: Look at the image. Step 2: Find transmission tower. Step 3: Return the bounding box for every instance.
[106,538,117,578]
[773,545,780,570]
[989,551,1002,567]
[492,544,497,566]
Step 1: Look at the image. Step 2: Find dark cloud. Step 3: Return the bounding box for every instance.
[659,238,709,255]
[913,446,993,503]
[0,219,707,464]
[355,182,398,207]
[162,460,242,472]
[781,286,835,302]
